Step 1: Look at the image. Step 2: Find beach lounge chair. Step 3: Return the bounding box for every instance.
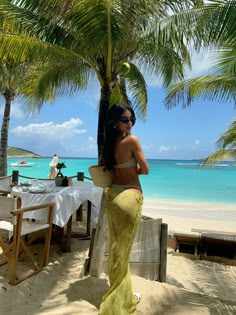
[200,233,236,259]
[173,230,201,256]
[191,228,236,260]
[0,196,55,285]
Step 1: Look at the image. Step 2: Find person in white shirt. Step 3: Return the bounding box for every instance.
[48,154,59,179]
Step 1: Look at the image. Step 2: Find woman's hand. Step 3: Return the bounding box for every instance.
[130,135,149,174]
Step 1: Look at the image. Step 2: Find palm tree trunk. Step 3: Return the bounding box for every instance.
[97,81,112,160]
[0,89,13,176]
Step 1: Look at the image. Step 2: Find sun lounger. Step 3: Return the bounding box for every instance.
[191,228,236,235]
[201,233,236,258]
[191,228,236,261]
[172,228,236,264]
[192,230,236,260]
[173,231,201,256]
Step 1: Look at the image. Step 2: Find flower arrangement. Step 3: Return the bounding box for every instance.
[56,162,66,177]
[56,162,66,170]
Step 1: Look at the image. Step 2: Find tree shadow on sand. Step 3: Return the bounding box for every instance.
[135,279,236,315]
[60,276,109,308]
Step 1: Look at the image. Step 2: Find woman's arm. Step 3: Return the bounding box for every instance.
[130,135,149,174]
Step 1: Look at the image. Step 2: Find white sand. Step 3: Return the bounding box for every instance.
[143,198,236,234]
[0,199,236,314]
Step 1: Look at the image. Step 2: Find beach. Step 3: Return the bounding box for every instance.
[143,198,236,234]
[1,198,236,314]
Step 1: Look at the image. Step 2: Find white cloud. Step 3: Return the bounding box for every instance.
[87,136,97,150]
[75,79,100,109]
[144,72,163,88]
[142,144,177,157]
[76,136,97,156]
[184,48,214,79]
[195,139,200,145]
[88,136,95,144]
[142,143,179,158]
[159,145,176,152]
[10,118,87,139]
[0,102,25,119]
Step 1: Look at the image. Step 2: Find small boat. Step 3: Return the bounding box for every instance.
[10,160,35,167]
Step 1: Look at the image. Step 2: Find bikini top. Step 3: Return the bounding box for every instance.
[113,156,137,169]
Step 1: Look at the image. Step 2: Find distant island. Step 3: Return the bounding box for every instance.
[7,146,41,158]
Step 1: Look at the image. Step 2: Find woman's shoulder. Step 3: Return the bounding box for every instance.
[125,134,139,145]
[126,134,138,141]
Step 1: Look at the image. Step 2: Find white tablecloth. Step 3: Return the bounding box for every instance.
[12,181,103,227]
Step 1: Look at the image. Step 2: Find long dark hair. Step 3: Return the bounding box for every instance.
[102,103,136,170]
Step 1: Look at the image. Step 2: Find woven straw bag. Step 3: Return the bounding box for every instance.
[88,165,112,188]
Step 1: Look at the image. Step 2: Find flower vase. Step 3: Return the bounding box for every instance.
[57,170,63,177]
[55,170,64,186]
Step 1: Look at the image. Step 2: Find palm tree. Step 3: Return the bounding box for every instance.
[0,58,60,176]
[165,1,236,109]
[204,119,236,163]
[0,0,211,159]
[1,0,227,276]
[163,1,236,163]
[0,60,31,176]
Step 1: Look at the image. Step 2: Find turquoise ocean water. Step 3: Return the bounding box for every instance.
[7,157,236,204]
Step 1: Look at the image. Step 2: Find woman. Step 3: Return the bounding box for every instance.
[99,103,149,315]
[48,154,59,179]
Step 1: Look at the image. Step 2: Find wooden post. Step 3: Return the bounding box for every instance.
[77,172,84,181]
[84,228,96,275]
[86,201,92,237]
[76,172,84,221]
[12,170,19,186]
[159,223,168,282]
[65,215,72,252]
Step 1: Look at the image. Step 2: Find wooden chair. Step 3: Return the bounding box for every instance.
[0,175,12,196]
[0,190,9,196]
[0,196,55,285]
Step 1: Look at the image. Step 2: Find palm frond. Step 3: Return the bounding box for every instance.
[110,80,127,106]
[165,73,236,108]
[0,0,73,46]
[203,149,236,164]
[153,1,225,51]
[201,0,236,46]
[204,118,236,164]
[18,61,92,114]
[0,32,79,63]
[124,63,147,118]
[214,48,236,73]
[216,120,236,149]
[137,34,188,86]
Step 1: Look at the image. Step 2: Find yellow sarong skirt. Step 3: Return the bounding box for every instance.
[99,187,143,315]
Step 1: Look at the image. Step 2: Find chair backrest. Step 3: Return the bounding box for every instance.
[0,196,17,219]
[0,176,12,191]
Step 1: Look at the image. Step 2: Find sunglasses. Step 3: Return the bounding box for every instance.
[118,117,136,125]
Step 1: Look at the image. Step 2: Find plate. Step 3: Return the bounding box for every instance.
[20,182,32,187]
[29,188,46,194]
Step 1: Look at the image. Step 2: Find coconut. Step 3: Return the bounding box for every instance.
[120,62,130,75]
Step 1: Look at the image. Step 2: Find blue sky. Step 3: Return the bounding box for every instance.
[1,50,236,160]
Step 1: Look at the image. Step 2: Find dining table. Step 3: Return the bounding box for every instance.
[11,180,103,252]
